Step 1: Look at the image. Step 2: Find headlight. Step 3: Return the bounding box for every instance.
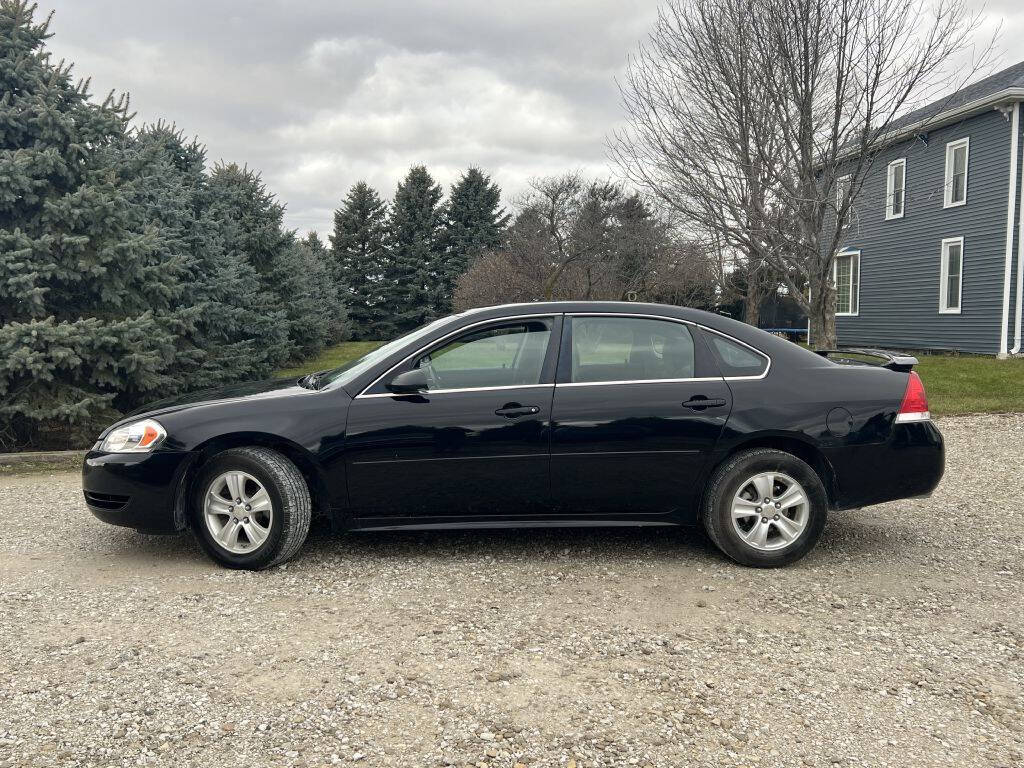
[99,419,167,453]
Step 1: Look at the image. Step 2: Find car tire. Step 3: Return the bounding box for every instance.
[192,447,311,570]
[702,448,828,567]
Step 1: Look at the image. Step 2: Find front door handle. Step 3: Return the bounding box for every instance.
[495,403,541,419]
[682,396,728,410]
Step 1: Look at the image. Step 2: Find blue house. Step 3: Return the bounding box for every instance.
[829,61,1024,356]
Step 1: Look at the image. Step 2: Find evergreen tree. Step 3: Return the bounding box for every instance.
[379,166,444,335]
[439,168,508,313]
[329,182,388,339]
[299,231,347,345]
[303,230,327,256]
[614,193,669,301]
[0,1,180,449]
[122,124,283,389]
[207,164,325,364]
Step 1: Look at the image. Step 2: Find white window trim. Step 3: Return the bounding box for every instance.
[833,250,860,317]
[836,174,851,211]
[885,158,906,220]
[939,236,964,314]
[943,138,969,208]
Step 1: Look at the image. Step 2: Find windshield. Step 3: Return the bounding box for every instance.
[317,315,458,390]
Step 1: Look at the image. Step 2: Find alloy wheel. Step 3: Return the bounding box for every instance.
[203,471,274,554]
[730,471,809,551]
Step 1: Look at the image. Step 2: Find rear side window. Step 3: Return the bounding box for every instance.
[705,332,769,378]
[569,316,695,382]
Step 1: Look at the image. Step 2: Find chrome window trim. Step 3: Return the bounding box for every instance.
[353,310,773,398]
[559,377,722,387]
[354,313,556,398]
[358,383,554,399]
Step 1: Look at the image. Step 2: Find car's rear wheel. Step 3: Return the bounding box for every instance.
[192,447,311,570]
[703,448,827,567]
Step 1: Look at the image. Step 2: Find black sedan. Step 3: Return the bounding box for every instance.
[83,302,944,569]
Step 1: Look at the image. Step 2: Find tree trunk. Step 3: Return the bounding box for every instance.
[743,282,764,326]
[808,280,837,350]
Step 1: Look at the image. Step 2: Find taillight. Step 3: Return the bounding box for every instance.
[895,371,930,423]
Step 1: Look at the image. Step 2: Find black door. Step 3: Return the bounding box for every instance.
[550,315,731,519]
[345,317,559,523]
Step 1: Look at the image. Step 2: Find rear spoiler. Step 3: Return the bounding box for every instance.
[813,348,919,373]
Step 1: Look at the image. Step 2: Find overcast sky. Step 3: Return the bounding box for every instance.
[36,0,1023,237]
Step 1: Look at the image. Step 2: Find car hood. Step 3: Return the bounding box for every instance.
[125,378,311,421]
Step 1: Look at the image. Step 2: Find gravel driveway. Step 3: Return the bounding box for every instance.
[1,414,1022,768]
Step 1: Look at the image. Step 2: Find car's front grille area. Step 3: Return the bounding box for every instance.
[83,491,130,511]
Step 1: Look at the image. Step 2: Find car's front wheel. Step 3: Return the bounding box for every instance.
[192,447,311,570]
[703,448,828,567]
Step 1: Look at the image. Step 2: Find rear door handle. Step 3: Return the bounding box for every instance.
[495,404,541,418]
[682,396,728,410]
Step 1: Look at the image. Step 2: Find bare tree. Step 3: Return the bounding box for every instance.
[612,0,784,328]
[614,0,988,348]
[453,173,720,311]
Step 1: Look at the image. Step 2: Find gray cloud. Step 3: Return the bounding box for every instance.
[37,0,660,235]
[36,0,1024,235]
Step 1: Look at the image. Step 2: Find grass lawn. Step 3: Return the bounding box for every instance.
[276,341,385,379]
[280,341,1023,416]
[914,354,1024,416]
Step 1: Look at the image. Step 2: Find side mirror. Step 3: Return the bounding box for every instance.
[386,368,429,394]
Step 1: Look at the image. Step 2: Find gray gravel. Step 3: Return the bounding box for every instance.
[1,413,1022,768]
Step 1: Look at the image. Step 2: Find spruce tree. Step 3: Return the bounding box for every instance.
[0,1,180,449]
[300,231,347,345]
[379,166,444,335]
[123,124,283,388]
[207,164,325,365]
[329,182,388,339]
[439,168,508,313]
[614,193,664,301]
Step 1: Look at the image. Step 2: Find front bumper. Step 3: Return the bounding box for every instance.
[82,449,194,533]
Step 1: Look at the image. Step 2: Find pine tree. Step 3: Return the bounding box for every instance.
[207,164,327,365]
[329,182,388,340]
[379,166,444,335]
[439,168,508,313]
[123,124,284,389]
[0,1,181,449]
[614,193,667,301]
[300,231,347,345]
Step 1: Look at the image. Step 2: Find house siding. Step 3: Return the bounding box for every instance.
[1006,111,1024,353]
[831,107,1023,355]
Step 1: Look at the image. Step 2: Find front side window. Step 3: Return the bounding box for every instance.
[569,316,695,383]
[886,159,906,219]
[834,251,860,316]
[939,237,963,313]
[414,320,551,390]
[320,315,453,388]
[944,138,969,207]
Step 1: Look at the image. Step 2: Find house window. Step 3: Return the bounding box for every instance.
[834,251,860,316]
[944,138,969,207]
[836,174,851,210]
[886,159,906,219]
[939,237,963,314]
